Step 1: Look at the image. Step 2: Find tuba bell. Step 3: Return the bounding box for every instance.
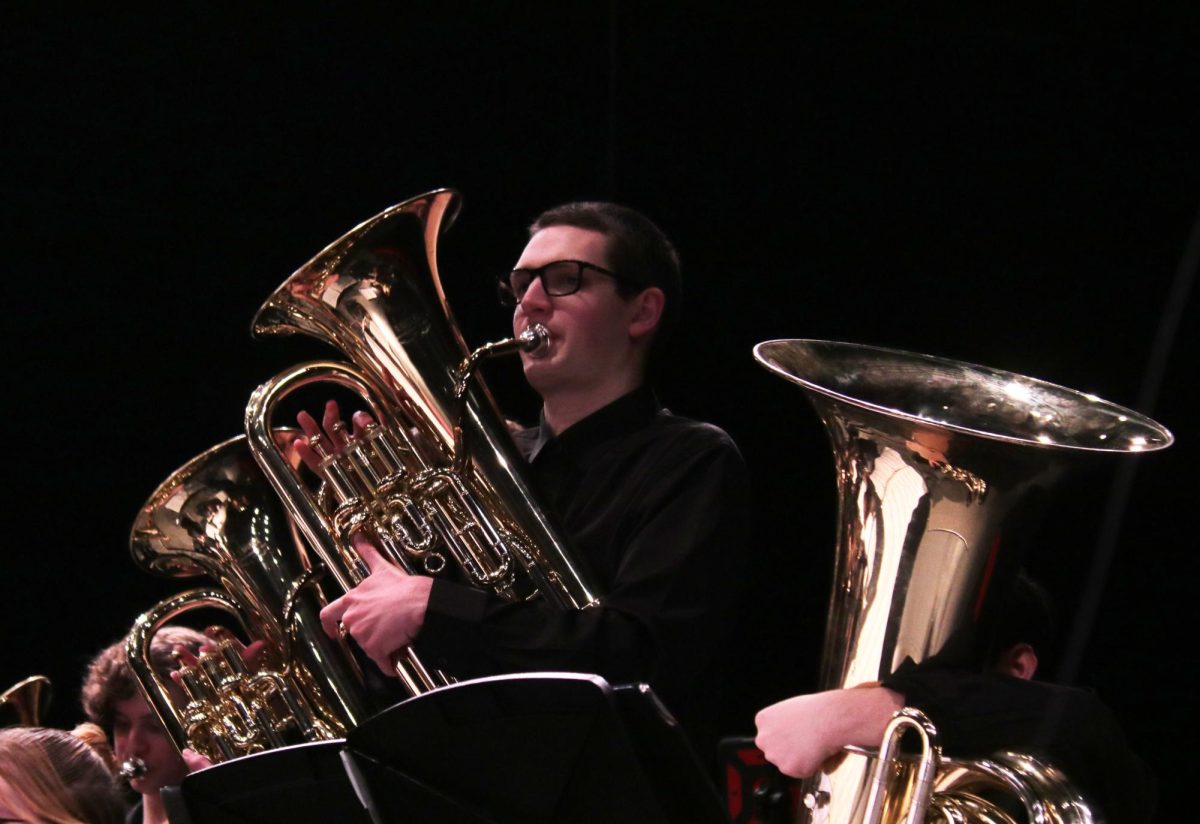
[754,339,1172,824]
[127,189,600,761]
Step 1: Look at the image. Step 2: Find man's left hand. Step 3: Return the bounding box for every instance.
[319,534,434,676]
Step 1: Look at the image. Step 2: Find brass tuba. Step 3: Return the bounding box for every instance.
[128,189,600,761]
[754,339,1172,824]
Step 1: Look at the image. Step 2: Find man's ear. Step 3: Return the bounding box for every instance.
[993,643,1039,680]
[627,287,665,341]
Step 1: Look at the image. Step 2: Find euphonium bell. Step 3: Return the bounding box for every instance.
[127,434,375,762]
[754,339,1172,824]
[0,675,52,726]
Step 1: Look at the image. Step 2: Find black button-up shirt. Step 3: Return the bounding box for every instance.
[420,385,751,751]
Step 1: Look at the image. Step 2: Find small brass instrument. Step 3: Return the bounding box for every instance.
[128,190,599,762]
[0,675,52,726]
[754,339,1172,824]
[128,433,365,762]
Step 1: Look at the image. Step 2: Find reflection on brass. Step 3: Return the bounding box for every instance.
[842,710,1095,824]
[127,191,600,763]
[245,190,598,695]
[118,757,146,782]
[127,437,366,763]
[0,675,52,726]
[927,459,987,504]
[754,339,1171,823]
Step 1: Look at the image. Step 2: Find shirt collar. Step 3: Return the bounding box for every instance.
[525,385,662,463]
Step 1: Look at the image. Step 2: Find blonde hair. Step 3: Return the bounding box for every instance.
[0,724,126,823]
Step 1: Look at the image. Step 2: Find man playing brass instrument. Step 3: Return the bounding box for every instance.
[754,571,1156,823]
[303,201,751,758]
[81,626,211,824]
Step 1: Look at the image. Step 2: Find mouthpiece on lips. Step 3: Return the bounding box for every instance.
[119,757,147,781]
[520,323,551,358]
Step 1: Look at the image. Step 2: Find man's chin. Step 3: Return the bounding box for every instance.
[522,361,565,396]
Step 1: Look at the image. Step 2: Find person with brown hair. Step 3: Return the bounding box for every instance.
[0,723,127,824]
[307,201,751,759]
[80,625,206,824]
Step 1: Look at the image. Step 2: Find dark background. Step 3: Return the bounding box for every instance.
[5,5,1197,819]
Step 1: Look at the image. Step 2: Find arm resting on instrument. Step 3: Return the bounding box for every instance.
[754,686,905,778]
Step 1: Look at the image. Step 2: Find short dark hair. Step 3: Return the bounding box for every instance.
[984,568,1058,672]
[529,201,683,343]
[80,625,206,736]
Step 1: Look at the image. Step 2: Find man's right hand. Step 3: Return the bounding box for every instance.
[293,400,376,473]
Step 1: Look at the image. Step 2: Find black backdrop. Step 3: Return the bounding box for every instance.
[5,6,1197,820]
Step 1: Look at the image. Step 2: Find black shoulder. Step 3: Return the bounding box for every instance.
[648,412,744,458]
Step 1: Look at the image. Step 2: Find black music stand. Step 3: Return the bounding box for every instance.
[343,672,729,824]
[175,740,371,824]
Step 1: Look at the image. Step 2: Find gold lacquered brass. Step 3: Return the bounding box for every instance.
[0,675,52,726]
[127,434,373,762]
[830,722,1094,824]
[754,339,1171,824]
[128,190,600,761]
[245,189,599,693]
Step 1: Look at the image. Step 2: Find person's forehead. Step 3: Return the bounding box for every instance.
[516,226,611,270]
[114,695,153,719]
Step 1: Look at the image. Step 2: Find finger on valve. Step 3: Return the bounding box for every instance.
[351,409,376,438]
[200,626,273,670]
[350,532,389,574]
[319,597,348,641]
[294,411,325,474]
[322,400,351,449]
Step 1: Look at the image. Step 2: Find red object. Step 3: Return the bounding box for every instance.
[718,737,800,824]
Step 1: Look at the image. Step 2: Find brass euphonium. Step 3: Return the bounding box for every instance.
[0,675,52,726]
[245,188,599,691]
[128,189,600,762]
[128,433,372,762]
[754,339,1172,824]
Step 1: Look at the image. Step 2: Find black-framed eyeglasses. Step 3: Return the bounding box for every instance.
[497,259,631,306]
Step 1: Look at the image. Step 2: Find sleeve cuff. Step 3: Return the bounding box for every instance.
[419,579,494,671]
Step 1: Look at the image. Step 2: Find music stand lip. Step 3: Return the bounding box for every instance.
[179,738,367,824]
[393,669,616,701]
[342,671,724,824]
[188,738,342,775]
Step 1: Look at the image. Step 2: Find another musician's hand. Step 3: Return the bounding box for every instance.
[319,533,433,676]
[754,687,904,778]
[199,629,271,671]
[181,748,214,772]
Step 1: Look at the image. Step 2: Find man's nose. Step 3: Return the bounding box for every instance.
[517,276,552,315]
[125,727,148,756]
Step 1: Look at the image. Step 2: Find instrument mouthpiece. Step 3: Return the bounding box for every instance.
[520,324,550,357]
[119,757,147,782]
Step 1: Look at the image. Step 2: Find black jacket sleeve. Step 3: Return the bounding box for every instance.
[883,663,1157,824]
[417,425,750,710]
